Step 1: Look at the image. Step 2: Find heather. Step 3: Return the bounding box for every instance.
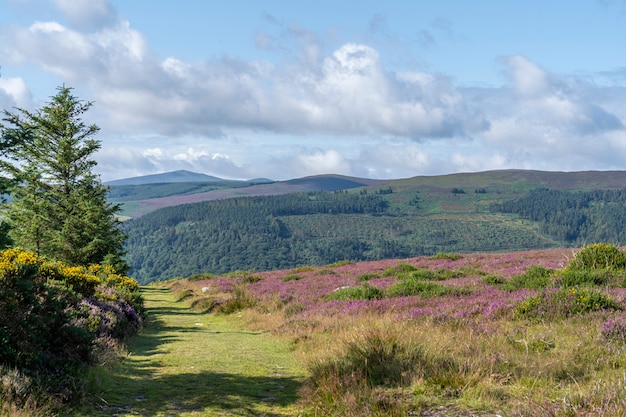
[0,248,143,414]
[169,244,626,416]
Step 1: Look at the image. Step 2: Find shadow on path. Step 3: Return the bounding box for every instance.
[77,286,304,417]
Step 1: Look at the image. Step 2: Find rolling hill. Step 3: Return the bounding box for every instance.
[120,169,626,283]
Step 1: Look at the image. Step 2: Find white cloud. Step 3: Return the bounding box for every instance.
[3,2,626,182]
[0,76,32,108]
[51,0,116,30]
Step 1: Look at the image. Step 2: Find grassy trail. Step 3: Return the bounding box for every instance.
[72,286,307,417]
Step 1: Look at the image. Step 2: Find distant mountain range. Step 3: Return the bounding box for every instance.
[106,171,386,218]
[105,170,274,186]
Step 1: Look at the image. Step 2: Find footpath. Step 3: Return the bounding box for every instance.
[72,286,306,417]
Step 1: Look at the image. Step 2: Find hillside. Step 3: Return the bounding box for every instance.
[121,169,626,284]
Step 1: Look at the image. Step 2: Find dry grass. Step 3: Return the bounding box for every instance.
[128,248,626,416]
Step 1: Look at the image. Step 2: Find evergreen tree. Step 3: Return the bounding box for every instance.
[0,86,127,271]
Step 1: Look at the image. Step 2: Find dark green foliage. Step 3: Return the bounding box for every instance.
[492,188,626,245]
[481,274,506,286]
[567,243,626,270]
[515,287,620,320]
[356,272,380,282]
[397,268,467,281]
[327,283,384,301]
[0,86,127,270]
[386,280,465,298]
[382,263,417,277]
[556,269,622,288]
[429,252,463,261]
[282,274,303,282]
[502,265,554,291]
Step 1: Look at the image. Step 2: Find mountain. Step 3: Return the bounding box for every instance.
[105,170,226,186]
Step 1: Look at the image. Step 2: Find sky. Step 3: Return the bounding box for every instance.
[0,0,625,182]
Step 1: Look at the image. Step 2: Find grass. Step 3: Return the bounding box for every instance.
[68,286,306,417]
[58,245,626,416]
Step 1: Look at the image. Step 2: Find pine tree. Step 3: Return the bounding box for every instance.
[0,86,127,271]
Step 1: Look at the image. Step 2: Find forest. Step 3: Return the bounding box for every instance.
[491,188,626,245]
[122,188,558,283]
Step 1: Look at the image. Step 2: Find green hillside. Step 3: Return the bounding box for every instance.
[121,169,626,284]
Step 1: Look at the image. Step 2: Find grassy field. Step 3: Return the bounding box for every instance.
[70,286,307,417]
[69,244,626,416]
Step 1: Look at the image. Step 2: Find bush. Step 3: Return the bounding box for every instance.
[386,280,465,298]
[327,283,384,301]
[282,274,303,282]
[556,268,619,288]
[503,265,554,291]
[398,268,467,281]
[567,243,626,270]
[429,252,463,261]
[382,263,417,277]
[481,274,506,285]
[217,284,257,314]
[0,248,144,407]
[356,272,379,282]
[515,287,620,320]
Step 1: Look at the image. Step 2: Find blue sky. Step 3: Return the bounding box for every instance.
[0,0,625,182]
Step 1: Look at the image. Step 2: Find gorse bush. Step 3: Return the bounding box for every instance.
[515,287,620,320]
[567,243,626,270]
[0,248,143,408]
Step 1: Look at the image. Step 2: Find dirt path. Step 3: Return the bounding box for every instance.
[72,286,306,417]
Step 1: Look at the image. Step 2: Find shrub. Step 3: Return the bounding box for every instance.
[382,263,417,277]
[566,243,626,270]
[515,287,620,320]
[386,280,466,298]
[356,272,380,282]
[0,248,144,408]
[187,272,216,281]
[217,284,257,314]
[326,260,354,268]
[503,265,554,291]
[398,268,467,281]
[481,274,506,285]
[429,252,463,261]
[327,283,384,301]
[282,274,303,282]
[556,268,619,288]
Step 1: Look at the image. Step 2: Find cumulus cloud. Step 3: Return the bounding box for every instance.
[469,55,626,172]
[0,76,33,108]
[2,1,626,181]
[1,6,482,140]
[52,0,117,30]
